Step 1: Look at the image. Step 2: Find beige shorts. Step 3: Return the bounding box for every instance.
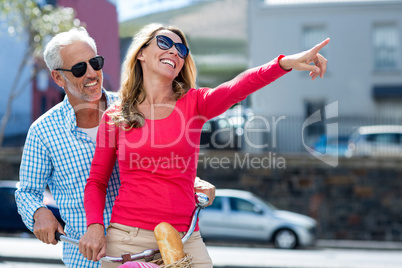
[101,222,212,268]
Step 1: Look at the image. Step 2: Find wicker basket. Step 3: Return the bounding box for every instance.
[151,254,194,268]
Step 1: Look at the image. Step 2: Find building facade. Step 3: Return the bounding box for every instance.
[247,0,402,152]
[0,0,120,146]
[119,0,249,88]
[33,0,121,121]
[0,26,32,145]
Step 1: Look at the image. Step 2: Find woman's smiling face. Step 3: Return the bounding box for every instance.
[137,30,185,82]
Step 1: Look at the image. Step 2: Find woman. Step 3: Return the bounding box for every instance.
[80,23,329,267]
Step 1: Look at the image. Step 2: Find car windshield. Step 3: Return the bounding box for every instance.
[263,200,277,210]
[252,193,277,210]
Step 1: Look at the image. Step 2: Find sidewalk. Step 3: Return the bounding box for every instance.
[1,236,402,265]
[0,236,63,264]
[316,239,402,250]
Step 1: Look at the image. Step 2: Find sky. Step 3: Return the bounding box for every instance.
[116,0,193,22]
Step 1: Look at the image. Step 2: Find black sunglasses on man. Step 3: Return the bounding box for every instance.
[56,56,105,78]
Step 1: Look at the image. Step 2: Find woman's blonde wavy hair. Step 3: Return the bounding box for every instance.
[110,23,197,130]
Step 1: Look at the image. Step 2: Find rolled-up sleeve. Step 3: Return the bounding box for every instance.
[15,127,53,232]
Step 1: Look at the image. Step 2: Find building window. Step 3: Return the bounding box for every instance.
[41,96,47,115]
[373,23,400,71]
[305,100,326,138]
[303,25,327,58]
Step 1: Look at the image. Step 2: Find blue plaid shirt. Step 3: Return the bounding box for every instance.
[15,90,120,268]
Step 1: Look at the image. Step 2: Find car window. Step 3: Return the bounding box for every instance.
[0,188,15,203]
[206,196,223,210]
[202,121,211,132]
[229,197,256,213]
[0,188,17,212]
[365,134,375,142]
[367,133,399,144]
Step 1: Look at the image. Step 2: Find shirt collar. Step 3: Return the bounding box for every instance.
[62,88,115,131]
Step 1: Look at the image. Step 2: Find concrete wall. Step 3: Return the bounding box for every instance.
[196,150,402,241]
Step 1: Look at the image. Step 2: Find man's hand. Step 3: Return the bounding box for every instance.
[79,224,106,262]
[194,177,215,206]
[33,207,64,245]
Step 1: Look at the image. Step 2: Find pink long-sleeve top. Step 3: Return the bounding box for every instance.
[84,56,290,232]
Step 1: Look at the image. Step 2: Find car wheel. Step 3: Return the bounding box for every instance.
[273,229,297,249]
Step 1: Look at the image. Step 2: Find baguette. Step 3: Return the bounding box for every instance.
[154,222,185,264]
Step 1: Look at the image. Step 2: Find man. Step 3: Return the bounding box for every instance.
[15,27,215,268]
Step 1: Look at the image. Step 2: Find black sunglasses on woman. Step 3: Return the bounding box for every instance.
[155,35,189,59]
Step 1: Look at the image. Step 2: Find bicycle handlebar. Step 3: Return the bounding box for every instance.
[56,192,209,263]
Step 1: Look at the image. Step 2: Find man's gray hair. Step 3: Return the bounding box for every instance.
[43,27,97,71]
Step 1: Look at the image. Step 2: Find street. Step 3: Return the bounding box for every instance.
[209,246,402,268]
[0,262,64,268]
[1,237,402,268]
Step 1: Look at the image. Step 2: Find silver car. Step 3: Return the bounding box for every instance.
[0,180,63,232]
[198,189,317,249]
[345,125,402,157]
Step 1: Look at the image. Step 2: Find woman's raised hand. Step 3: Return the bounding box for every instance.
[279,38,330,80]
